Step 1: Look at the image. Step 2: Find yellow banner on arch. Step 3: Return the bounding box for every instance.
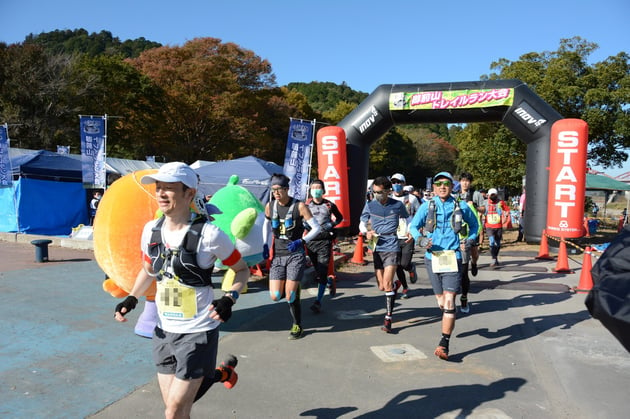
[389,88,514,110]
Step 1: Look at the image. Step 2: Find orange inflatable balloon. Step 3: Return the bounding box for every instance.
[94,169,159,299]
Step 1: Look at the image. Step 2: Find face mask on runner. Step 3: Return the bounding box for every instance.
[310,189,324,199]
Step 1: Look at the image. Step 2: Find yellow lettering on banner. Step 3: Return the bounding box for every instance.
[156,278,197,319]
[431,250,458,273]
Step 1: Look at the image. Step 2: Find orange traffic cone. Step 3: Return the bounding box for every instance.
[574,246,594,293]
[535,229,554,260]
[349,233,367,265]
[553,239,573,273]
[583,217,590,238]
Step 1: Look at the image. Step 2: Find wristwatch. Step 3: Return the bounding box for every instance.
[225,290,239,302]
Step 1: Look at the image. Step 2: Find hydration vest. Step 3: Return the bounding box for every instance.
[271,198,302,241]
[147,215,214,288]
[424,198,463,235]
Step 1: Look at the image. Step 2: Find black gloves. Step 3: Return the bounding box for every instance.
[262,244,270,260]
[115,295,138,317]
[211,296,235,322]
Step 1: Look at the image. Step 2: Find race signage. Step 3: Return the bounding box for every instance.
[546,119,588,237]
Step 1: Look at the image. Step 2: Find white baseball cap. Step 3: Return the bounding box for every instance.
[488,188,498,196]
[141,162,198,189]
[391,173,406,183]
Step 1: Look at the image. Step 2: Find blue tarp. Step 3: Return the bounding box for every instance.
[0,151,90,235]
[194,156,283,204]
[0,178,89,235]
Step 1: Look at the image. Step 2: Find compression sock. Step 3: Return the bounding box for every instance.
[461,263,470,296]
[398,273,408,290]
[194,355,238,402]
[439,333,451,349]
[194,370,221,402]
[288,285,302,325]
[317,281,326,303]
[385,291,395,317]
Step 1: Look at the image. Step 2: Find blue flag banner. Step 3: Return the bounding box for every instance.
[283,119,314,201]
[80,116,106,188]
[0,124,12,188]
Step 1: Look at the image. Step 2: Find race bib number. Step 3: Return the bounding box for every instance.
[156,278,197,319]
[487,213,501,224]
[431,250,458,273]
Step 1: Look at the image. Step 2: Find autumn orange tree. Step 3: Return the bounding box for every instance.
[129,38,313,163]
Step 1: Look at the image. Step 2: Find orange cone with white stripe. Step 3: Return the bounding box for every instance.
[574,246,594,293]
[553,239,573,273]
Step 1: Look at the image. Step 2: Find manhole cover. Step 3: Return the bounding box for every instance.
[370,344,428,362]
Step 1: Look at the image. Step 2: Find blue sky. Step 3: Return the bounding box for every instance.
[3,0,629,175]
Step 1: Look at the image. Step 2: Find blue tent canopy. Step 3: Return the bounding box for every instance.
[0,150,89,235]
[10,150,84,181]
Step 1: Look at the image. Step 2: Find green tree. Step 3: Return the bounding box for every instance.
[287,81,368,114]
[454,123,525,190]
[394,124,457,186]
[69,54,168,159]
[0,42,77,149]
[129,37,295,163]
[368,129,418,179]
[457,37,629,190]
[24,28,161,58]
[485,36,629,169]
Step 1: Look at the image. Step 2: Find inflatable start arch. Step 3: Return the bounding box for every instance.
[329,79,574,243]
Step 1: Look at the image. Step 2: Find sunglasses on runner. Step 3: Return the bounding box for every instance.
[433,181,452,187]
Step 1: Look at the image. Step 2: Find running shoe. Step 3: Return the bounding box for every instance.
[401,288,409,299]
[217,354,238,389]
[471,263,478,276]
[381,317,393,333]
[460,296,470,314]
[310,301,321,313]
[289,324,303,340]
[409,262,418,284]
[434,345,449,360]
